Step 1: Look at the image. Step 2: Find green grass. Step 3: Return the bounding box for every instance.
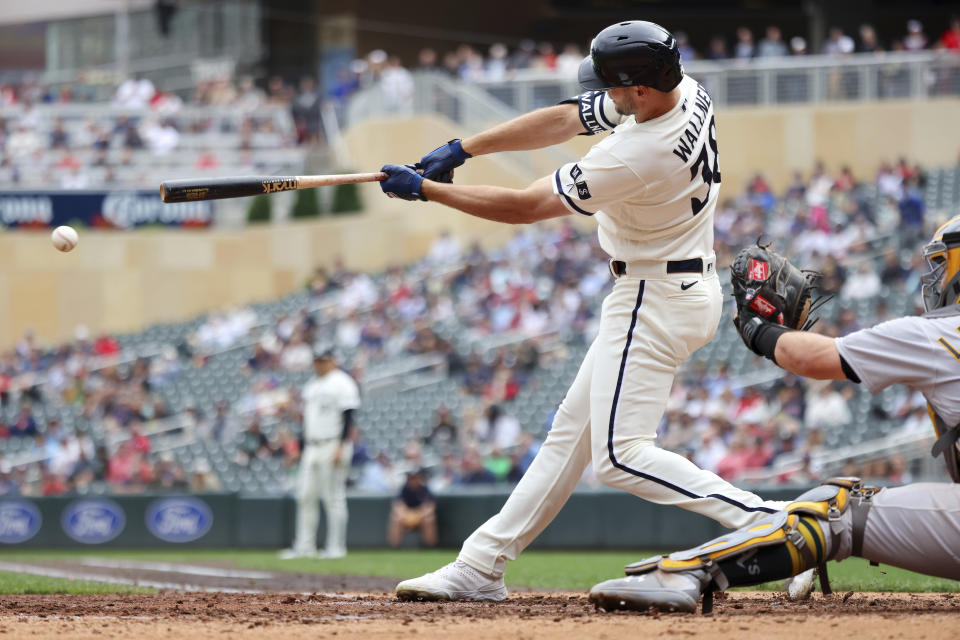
[0,569,151,595]
[0,549,957,594]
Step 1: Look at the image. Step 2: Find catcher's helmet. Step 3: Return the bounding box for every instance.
[921,214,960,312]
[578,21,683,92]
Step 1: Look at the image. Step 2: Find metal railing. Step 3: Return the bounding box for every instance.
[347,73,578,175]
[473,51,960,111]
[348,51,960,126]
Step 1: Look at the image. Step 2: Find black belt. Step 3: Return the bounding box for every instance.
[610,258,703,278]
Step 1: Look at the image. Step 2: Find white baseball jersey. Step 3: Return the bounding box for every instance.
[836,310,960,424]
[552,76,718,263]
[302,369,360,440]
[456,75,787,581]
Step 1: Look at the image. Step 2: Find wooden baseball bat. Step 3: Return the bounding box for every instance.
[160,172,388,203]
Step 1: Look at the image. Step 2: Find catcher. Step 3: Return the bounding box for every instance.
[590,218,960,613]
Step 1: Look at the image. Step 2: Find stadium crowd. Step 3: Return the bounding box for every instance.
[2,15,958,185]
[0,155,945,498]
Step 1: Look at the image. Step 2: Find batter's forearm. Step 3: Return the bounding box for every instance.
[422,178,566,224]
[462,105,584,156]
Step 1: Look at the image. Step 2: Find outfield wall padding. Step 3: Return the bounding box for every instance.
[0,487,805,550]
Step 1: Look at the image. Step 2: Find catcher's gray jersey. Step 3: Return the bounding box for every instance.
[835,311,960,425]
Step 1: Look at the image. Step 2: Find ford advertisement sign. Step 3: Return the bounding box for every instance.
[0,500,42,544]
[0,191,212,229]
[61,499,126,544]
[146,497,213,543]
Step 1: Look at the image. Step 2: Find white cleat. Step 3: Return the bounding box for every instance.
[278,548,317,560]
[318,549,347,560]
[786,567,817,601]
[396,559,507,602]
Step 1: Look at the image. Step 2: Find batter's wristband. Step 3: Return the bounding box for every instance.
[449,139,472,161]
[753,323,790,364]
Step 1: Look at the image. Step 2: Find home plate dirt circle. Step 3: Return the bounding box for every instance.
[3,591,960,640]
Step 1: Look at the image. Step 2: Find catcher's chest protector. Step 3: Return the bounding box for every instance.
[924,303,960,482]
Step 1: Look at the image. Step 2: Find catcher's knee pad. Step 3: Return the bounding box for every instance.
[625,477,875,592]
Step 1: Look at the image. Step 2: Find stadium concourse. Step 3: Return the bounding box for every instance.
[0,158,956,500]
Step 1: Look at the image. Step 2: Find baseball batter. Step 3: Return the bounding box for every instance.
[281,349,359,559]
[590,217,960,612]
[380,21,786,602]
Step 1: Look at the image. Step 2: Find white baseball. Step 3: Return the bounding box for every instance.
[51,225,79,252]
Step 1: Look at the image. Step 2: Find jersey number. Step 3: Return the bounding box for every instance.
[938,325,960,361]
[689,115,721,216]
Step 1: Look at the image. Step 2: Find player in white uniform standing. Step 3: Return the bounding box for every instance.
[378,21,785,601]
[589,217,960,612]
[281,349,360,559]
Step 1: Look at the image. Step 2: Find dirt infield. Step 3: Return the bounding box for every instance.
[3,591,960,639]
[1,560,958,638]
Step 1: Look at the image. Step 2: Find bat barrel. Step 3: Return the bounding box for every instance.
[160,176,300,203]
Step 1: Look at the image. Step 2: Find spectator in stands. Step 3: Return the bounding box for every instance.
[789,36,808,56]
[189,458,222,492]
[734,26,755,59]
[904,19,928,51]
[236,418,271,463]
[805,383,853,431]
[426,453,458,493]
[236,76,266,111]
[693,427,728,475]
[841,262,882,300]
[876,161,904,200]
[674,32,697,61]
[194,148,219,170]
[938,16,960,50]
[484,43,510,81]
[459,446,496,484]
[556,43,584,75]
[381,56,415,114]
[114,76,155,108]
[706,36,728,60]
[483,447,512,481]
[716,436,751,481]
[40,465,68,496]
[472,404,520,450]
[358,452,395,492]
[823,27,855,55]
[880,249,910,287]
[858,24,884,53]
[899,178,927,243]
[10,405,37,438]
[292,75,322,145]
[389,470,438,547]
[106,441,135,486]
[757,26,788,57]
[428,230,462,265]
[423,406,458,448]
[155,457,190,491]
[280,335,313,371]
[141,117,180,155]
[0,464,17,495]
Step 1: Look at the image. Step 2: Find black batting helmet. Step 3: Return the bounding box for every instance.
[578,21,683,92]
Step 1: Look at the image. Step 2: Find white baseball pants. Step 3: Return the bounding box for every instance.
[459,268,786,576]
[291,440,353,555]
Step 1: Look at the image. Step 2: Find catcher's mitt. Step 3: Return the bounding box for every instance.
[730,242,830,348]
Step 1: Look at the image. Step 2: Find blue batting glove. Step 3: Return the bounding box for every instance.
[419,139,471,182]
[380,164,426,201]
